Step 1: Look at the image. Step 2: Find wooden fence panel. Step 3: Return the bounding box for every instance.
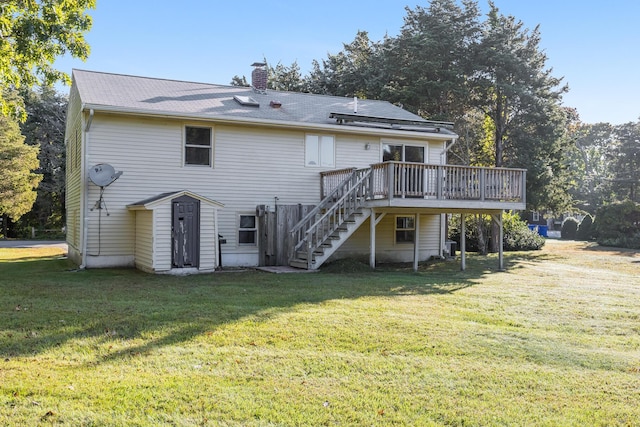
[257,204,315,266]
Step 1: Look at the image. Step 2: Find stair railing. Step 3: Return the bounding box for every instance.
[289,168,371,268]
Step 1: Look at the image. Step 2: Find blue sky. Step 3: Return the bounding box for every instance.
[55,0,640,125]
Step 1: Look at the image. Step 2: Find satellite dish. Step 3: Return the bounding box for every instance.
[89,163,123,187]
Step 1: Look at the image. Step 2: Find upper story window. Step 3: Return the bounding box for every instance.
[185,126,212,166]
[305,134,335,167]
[383,144,425,163]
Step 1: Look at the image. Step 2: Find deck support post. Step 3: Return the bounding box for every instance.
[460,213,466,271]
[493,211,505,271]
[370,209,376,269]
[413,213,420,271]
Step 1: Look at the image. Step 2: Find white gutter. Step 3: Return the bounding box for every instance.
[80,104,457,141]
[79,107,93,269]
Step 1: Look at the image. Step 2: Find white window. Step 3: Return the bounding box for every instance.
[395,215,415,244]
[238,215,257,245]
[305,134,335,167]
[383,144,425,163]
[532,211,540,222]
[185,126,212,166]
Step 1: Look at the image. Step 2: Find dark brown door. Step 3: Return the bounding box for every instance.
[172,195,200,268]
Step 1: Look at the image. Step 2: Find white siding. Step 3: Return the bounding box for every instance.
[134,210,153,272]
[80,113,443,268]
[64,84,83,256]
[333,213,441,263]
[199,203,217,271]
[429,140,446,164]
[154,203,172,272]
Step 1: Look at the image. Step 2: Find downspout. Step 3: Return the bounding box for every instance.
[79,108,94,269]
[440,137,457,164]
[440,137,457,256]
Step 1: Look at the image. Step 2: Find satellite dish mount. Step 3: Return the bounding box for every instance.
[89,163,123,215]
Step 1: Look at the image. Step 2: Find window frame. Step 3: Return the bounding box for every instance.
[184,125,213,167]
[382,141,427,164]
[238,214,258,246]
[395,215,416,244]
[305,134,335,168]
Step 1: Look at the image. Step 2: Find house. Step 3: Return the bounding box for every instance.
[64,65,526,274]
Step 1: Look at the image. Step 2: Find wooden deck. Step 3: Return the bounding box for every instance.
[321,162,526,212]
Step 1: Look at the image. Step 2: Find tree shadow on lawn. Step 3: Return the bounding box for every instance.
[0,251,551,363]
[579,242,640,257]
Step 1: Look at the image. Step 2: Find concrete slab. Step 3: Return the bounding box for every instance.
[255,266,317,274]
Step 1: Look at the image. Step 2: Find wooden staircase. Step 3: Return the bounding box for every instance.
[289,168,372,270]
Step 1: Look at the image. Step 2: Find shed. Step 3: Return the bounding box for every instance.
[127,190,224,274]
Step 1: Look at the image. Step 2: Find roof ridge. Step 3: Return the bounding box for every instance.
[72,68,237,90]
[71,69,397,106]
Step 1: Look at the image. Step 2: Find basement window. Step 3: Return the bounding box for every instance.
[238,215,257,245]
[395,215,415,244]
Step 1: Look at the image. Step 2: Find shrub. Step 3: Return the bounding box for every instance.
[561,217,579,239]
[449,211,544,252]
[576,214,594,241]
[593,200,640,249]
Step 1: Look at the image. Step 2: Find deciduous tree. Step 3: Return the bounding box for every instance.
[0,115,42,236]
[0,0,95,119]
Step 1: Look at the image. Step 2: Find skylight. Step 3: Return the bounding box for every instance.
[234,95,259,107]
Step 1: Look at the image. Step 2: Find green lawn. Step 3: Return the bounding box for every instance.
[1,240,639,426]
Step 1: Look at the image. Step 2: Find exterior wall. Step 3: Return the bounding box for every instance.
[64,84,83,260]
[333,213,441,263]
[199,203,218,272]
[76,112,446,269]
[153,203,172,272]
[133,210,153,272]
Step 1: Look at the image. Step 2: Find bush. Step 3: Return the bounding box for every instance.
[449,211,544,252]
[561,217,579,239]
[593,200,640,249]
[576,214,594,241]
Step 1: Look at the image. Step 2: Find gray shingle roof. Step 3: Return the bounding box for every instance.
[72,69,456,136]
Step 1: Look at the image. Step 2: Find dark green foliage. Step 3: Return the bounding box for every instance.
[503,212,546,251]
[593,201,640,249]
[449,211,544,252]
[561,217,579,240]
[576,214,594,241]
[16,87,67,231]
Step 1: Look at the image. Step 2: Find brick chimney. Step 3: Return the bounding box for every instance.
[251,62,267,91]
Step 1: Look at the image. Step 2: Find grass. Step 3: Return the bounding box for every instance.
[1,241,639,426]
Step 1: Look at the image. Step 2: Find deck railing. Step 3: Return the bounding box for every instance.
[323,162,526,203]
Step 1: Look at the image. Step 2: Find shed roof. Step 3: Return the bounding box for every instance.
[72,69,457,137]
[127,190,224,210]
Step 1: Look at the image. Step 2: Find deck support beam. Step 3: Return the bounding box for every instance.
[370,209,376,269]
[460,213,466,271]
[492,211,505,271]
[413,213,420,271]
[369,210,386,269]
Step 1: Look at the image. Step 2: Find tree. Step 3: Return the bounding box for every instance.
[470,2,567,169]
[17,86,67,230]
[0,0,95,119]
[568,121,615,212]
[304,31,382,98]
[0,115,42,237]
[385,0,481,120]
[607,121,640,203]
[230,60,304,92]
